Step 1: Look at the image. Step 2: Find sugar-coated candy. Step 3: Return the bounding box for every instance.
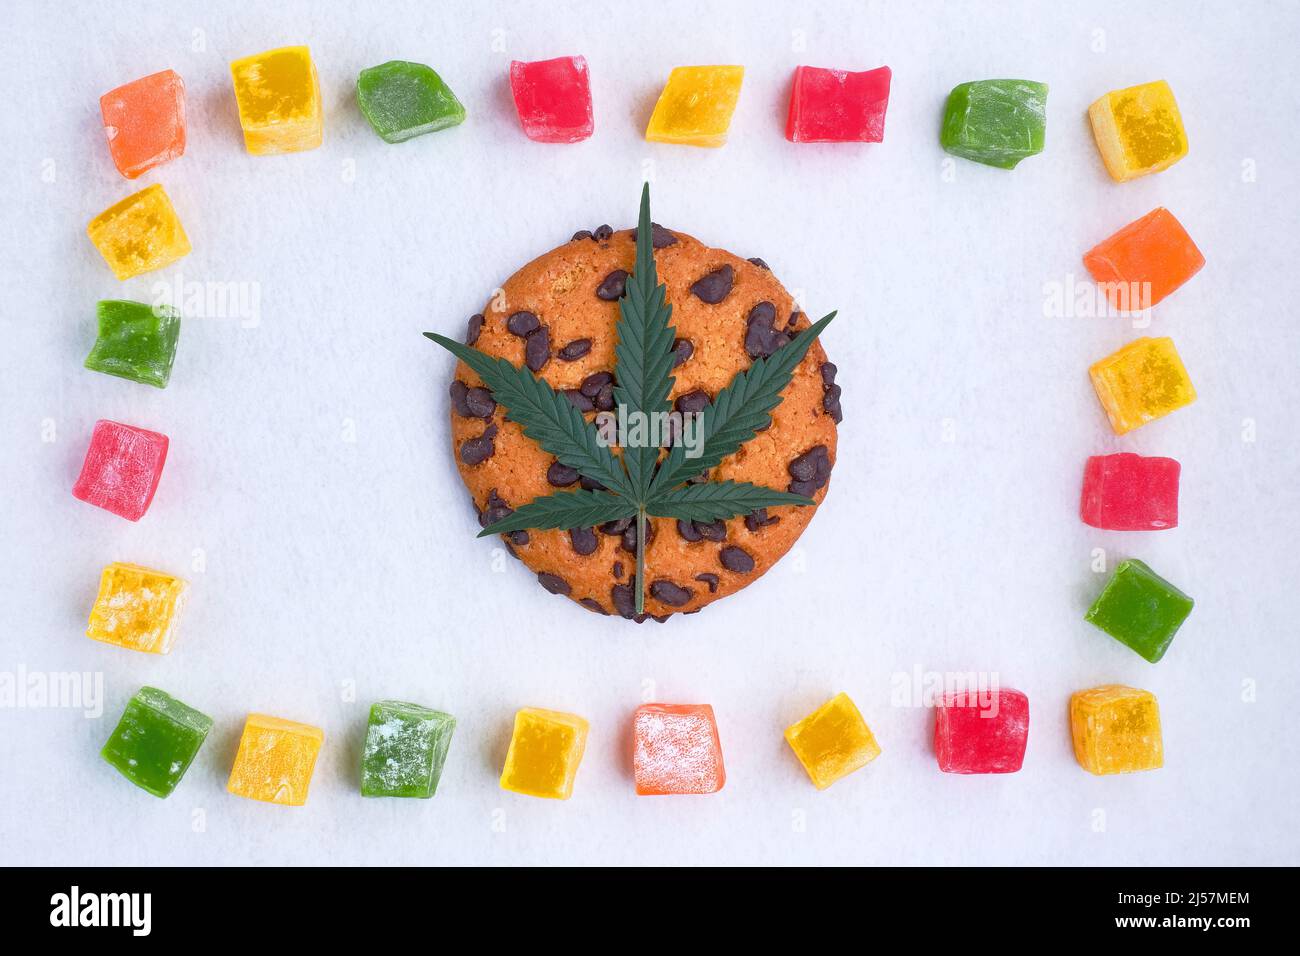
[84,300,181,389]
[1070,685,1163,775]
[1088,80,1187,182]
[230,46,322,155]
[100,69,186,179]
[632,704,726,795]
[786,65,892,143]
[86,562,188,655]
[1089,336,1196,435]
[86,184,190,280]
[784,692,881,790]
[227,714,324,805]
[101,687,212,797]
[940,79,1048,169]
[1084,207,1204,311]
[508,56,593,143]
[499,707,588,800]
[934,688,1029,774]
[1085,558,1193,663]
[356,61,465,144]
[361,700,456,798]
[1081,453,1180,531]
[645,65,744,148]
[72,420,169,521]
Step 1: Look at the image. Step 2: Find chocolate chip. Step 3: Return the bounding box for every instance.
[744,301,792,359]
[593,224,613,241]
[465,313,484,345]
[580,597,609,615]
[636,222,678,249]
[823,383,843,423]
[449,380,469,415]
[580,371,613,397]
[676,519,701,542]
[612,560,624,578]
[747,257,770,271]
[478,490,529,547]
[611,584,636,619]
[650,580,693,607]
[787,311,806,332]
[558,339,592,361]
[689,265,734,304]
[744,508,781,532]
[671,338,694,367]
[600,517,632,535]
[594,382,615,411]
[459,423,498,465]
[820,362,838,387]
[564,389,595,412]
[620,518,654,554]
[537,572,571,595]
[571,229,593,241]
[547,461,579,486]
[524,327,550,372]
[568,526,598,555]
[451,381,496,419]
[578,475,606,492]
[695,520,726,541]
[788,479,819,497]
[506,311,539,337]
[787,445,832,495]
[694,572,720,593]
[674,389,710,415]
[719,546,755,573]
[596,270,628,301]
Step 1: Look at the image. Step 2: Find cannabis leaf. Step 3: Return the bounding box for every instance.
[425,183,836,618]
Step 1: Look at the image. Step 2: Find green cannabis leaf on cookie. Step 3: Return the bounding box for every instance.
[425,184,835,615]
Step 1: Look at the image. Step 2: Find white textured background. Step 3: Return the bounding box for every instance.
[2,0,1298,866]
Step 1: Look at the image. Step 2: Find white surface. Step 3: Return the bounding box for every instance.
[1,0,1298,866]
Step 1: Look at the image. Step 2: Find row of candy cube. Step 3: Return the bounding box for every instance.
[102,684,1166,802]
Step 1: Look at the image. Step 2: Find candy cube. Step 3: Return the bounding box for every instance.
[227,714,324,805]
[84,300,181,389]
[361,700,457,798]
[100,69,186,179]
[499,707,588,800]
[784,692,881,790]
[101,687,212,798]
[72,420,169,521]
[1084,207,1204,311]
[86,562,188,655]
[86,184,190,280]
[1070,685,1163,775]
[632,703,726,795]
[786,65,892,143]
[1081,453,1180,531]
[509,56,593,143]
[1089,336,1196,435]
[645,65,744,148]
[1088,80,1187,182]
[940,79,1048,169]
[229,46,322,155]
[356,60,465,144]
[934,688,1029,774]
[1085,558,1193,663]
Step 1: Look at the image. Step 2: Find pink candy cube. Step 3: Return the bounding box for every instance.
[934,688,1029,774]
[72,420,169,521]
[100,69,187,179]
[632,703,726,795]
[1081,453,1180,531]
[509,56,594,143]
[786,65,892,143]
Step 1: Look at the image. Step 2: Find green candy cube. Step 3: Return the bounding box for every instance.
[1085,559,1193,663]
[84,299,181,388]
[940,79,1048,169]
[361,700,456,797]
[356,61,466,144]
[101,687,213,797]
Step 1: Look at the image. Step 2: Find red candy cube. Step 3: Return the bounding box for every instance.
[72,420,169,521]
[509,56,594,143]
[1081,453,1180,531]
[786,65,892,143]
[934,688,1029,774]
[100,69,187,179]
[632,703,726,795]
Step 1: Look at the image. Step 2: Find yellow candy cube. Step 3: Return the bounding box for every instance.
[86,184,191,280]
[499,707,588,800]
[227,714,324,805]
[645,65,744,147]
[1088,80,1187,182]
[1089,336,1196,435]
[230,46,323,155]
[1070,685,1163,775]
[784,692,881,790]
[86,562,188,655]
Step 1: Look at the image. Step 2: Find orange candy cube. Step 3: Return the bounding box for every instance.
[100,70,186,179]
[1083,207,1204,311]
[632,704,726,795]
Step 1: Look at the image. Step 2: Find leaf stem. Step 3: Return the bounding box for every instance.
[635,507,646,616]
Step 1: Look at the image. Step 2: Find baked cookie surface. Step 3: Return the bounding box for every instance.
[448,223,840,620]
